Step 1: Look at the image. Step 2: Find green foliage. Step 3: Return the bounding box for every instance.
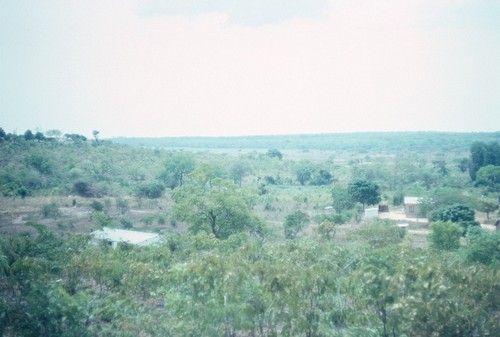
[316,220,339,240]
[349,220,403,248]
[469,141,500,180]
[72,181,95,197]
[172,178,265,239]
[465,229,500,265]
[429,221,462,250]
[0,225,89,337]
[347,179,381,208]
[296,167,312,185]
[331,186,355,213]
[90,200,104,212]
[159,153,196,189]
[283,210,309,239]
[41,202,60,218]
[430,204,480,234]
[392,191,404,206]
[2,130,500,336]
[135,182,165,199]
[115,198,129,214]
[92,211,115,228]
[120,218,133,229]
[229,162,250,186]
[476,198,499,220]
[475,165,500,191]
[24,153,54,175]
[266,148,283,160]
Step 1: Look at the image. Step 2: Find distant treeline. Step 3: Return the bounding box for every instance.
[112,132,500,152]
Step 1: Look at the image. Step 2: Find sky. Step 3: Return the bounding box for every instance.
[1,0,499,138]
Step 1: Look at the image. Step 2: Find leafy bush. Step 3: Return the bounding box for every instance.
[430,204,479,234]
[429,221,462,250]
[135,182,165,199]
[90,200,104,212]
[41,202,60,218]
[349,220,402,248]
[465,230,500,265]
[120,218,133,229]
[283,210,309,239]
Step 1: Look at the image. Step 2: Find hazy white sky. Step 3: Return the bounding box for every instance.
[1,0,499,138]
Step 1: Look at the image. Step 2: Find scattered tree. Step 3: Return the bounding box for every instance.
[347,179,381,208]
[283,210,309,239]
[159,153,196,189]
[267,149,283,160]
[172,179,264,239]
[430,204,480,234]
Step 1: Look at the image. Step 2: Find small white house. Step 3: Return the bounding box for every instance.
[364,207,379,220]
[92,227,160,248]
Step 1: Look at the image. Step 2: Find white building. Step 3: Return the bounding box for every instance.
[92,227,160,248]
[364,207,379,220]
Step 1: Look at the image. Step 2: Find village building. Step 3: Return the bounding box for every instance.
[91,227,160,248]
[404,197,424,218]
[364,207,379,220]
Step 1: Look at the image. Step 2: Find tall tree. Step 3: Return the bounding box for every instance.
[172,178,265,239]
[230,162,250,186]
[283,210,309,239]
[267,149,283,160]
[347,179,381,209]
[159,153,196,189]
[469,141,500,180]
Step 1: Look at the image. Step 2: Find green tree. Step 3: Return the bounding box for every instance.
[477,198,499,221]
[24,129,34,141]
[266,149,283,160]
[331,186,355,213]
[172,179,265,239]
[430,204,479,234]
[92,130,100,144]
[296,167,312,186]
[159,153,196,189]
[230,162,250,186]
[283,210,309,239]
[475,165,500,191]
[24,154,53,175]
[135,182,165,199]
[429,221,462,250]
[310,169,333,186]
[0,127,6,141]
[469,141,500,180]
[347,179,381,208]
[465,229,500,265]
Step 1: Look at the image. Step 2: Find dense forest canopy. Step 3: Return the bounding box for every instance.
[0,127,499,336]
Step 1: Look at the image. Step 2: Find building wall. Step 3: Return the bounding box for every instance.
[404,204,421,217]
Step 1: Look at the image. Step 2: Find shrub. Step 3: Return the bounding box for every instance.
[350,220,402,248]
[430,204,479,235]
[465,230,500,265]
[41,202,60,218]
[115,198,129,214]
[90,200,104,212]
[120,218,133,229]
[136,182,165,199]
[429,221,462,250]
[284,210,309,239]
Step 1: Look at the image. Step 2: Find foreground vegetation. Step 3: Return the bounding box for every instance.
[1,129,499,336]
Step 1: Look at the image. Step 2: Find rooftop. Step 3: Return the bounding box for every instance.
[92,227,160,246]
[404,197,424,205]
